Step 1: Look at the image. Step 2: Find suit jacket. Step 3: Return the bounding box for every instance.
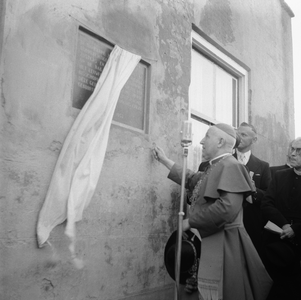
[261,168,301,284]
[270,164,290,181]
[261,168,301,240]
[233,153,271,202]
[234,152,271,256]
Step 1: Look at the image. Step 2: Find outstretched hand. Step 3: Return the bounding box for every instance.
[152,145,175,170]
[153,145,167,162]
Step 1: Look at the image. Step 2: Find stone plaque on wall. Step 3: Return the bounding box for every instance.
[114,63,147,130]
[72,26,149,132]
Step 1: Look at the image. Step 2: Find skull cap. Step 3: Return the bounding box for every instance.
[213,123,236,139]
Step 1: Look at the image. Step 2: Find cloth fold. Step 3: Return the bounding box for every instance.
[37,46,141,254]
[198,230,224,300]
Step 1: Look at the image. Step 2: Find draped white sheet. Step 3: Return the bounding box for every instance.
[37,46,141,254]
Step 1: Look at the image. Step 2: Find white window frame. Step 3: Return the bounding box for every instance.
[190,29,249,127]
[188,28,250,170]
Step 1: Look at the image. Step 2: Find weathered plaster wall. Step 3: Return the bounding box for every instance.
[0,0,294,299]
[193,0,294,165]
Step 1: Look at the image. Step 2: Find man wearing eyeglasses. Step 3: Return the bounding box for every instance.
[261,137,301,300]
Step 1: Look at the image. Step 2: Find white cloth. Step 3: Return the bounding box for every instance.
[37,46,141,251]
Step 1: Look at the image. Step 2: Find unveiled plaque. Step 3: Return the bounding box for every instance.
[114,63,147,130]
[73,28,113,110]
[72,26,149,132]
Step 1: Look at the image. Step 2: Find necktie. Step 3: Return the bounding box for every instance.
[239,153,246,165]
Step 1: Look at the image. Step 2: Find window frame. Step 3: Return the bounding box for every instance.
[187,26,250,170]
[190,26,250,128]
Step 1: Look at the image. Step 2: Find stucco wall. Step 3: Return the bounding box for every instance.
[193,0,294,164]
[0,0,294,299]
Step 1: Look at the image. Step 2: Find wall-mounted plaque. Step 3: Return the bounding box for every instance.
[72,27,113,110]
[72,26,149,133]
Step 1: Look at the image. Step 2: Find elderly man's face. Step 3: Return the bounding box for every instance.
[200,127,219,161]
[289,140,301,170]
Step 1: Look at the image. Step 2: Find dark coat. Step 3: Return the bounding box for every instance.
[270,164,290,181]
[234,152,271,256]
[261,168,301,241]
[261,168,301,300]
[244,153,272,202]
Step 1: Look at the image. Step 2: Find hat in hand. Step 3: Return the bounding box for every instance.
[164,230,201,285]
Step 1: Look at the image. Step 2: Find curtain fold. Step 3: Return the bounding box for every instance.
[37,46,141,251]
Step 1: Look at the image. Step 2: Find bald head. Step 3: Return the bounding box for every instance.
[201,123,236,160]
[212,124,236,149]
[213,123,236,138]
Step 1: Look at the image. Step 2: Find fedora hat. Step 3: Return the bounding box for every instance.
[164,230,201,285]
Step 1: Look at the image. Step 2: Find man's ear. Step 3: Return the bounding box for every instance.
[252,136,258,144]
[218,138,225,148]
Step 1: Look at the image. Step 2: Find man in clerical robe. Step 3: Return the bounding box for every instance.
[153,123,272,300]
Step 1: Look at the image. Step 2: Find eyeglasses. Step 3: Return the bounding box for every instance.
[289,147,301,155]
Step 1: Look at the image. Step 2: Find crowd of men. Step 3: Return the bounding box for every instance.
[153,122,301,300]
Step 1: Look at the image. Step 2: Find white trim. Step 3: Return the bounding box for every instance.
[190,30,249,125]
[190,109,216,125]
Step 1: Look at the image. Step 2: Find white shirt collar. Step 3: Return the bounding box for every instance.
[236,149,251,165]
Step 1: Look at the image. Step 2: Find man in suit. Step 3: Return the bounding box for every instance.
[261,137,301,300]
[270,140,293,181]
[234,122,271,258]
